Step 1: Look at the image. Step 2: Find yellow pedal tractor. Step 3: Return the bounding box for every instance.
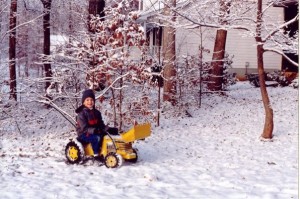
[65,123,151,168]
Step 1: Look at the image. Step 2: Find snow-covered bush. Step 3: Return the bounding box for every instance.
[74,0,156,129]
[222,53,236,90]
[290,77,298,89]
[267,71,297,87]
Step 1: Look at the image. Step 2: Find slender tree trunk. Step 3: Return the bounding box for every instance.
[199,27,203,107]
[162,0,176,105]
[256,0,273,139]
[42,0,52,92]
[111,88,117,127]
[68,1,73,44]
[208,0,230,91]
[155,27,162,126]
[119,75,123,130]
[9,0,17,100]
[24,11,29,77]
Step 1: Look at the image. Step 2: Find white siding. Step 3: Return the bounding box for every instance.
[225,29,282,71]
[173,3,285,75]
[176,27,215,62]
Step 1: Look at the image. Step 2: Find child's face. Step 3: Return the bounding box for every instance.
[83,97,94,109]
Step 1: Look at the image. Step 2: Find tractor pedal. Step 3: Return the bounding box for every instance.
[94,155,104,162]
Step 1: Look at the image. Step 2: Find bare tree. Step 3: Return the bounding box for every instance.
[255,0,273,139]
[40,0,52,92]
[162,0,177,105]
[9,0,17,100]
[255,0,298,139]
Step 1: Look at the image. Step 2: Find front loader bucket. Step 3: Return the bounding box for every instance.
[121,123,151,142]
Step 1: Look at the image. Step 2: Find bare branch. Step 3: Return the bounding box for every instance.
[264,47,299,67]
[35,95,77,127]
[0,4,9,14]
[262,2,275,14]
[158,1,253,31]
[1,13,45,43]
[95,72,130,99]
[228,17,256,24]
[262,14,299,42]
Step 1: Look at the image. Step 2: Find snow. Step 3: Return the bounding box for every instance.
[50,35,68,46]
[0,82,298,199]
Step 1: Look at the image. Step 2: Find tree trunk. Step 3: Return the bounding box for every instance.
[68,1,73,44]
[9,0,17,100]
[256,0,273,139]
[88,0,105,90]
[208,29,227,91]
[89,0,105,17]
[208,0,229,91]
[42,0,52,92]
[88,0,105,32]
[162,0,176,105]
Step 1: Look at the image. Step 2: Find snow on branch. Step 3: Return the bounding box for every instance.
[262,14,299,42]
[95,72,130,99]
[0,13,45,43]
[161,1,252,31]
[262,2,275,14]
[264,47,299,67]
[0,4,9,15]
[35,95,77,127]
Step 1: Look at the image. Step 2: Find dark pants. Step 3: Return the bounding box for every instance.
[78,133,101,155]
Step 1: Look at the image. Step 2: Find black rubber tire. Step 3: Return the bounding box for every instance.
[65,140,84,164]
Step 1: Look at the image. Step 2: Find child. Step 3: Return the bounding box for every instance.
[75,89,106,156]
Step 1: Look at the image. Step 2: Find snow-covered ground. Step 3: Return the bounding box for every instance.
[0,82,298,199]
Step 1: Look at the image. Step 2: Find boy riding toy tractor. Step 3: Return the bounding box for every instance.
[65,123,151,168]
[65,89,151,168]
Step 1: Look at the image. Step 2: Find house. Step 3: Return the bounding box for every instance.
[273,0,299,73]
[138,0,298,78]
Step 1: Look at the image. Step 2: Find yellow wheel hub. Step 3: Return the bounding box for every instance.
[68,146,79,160]
[105,155,117,168]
